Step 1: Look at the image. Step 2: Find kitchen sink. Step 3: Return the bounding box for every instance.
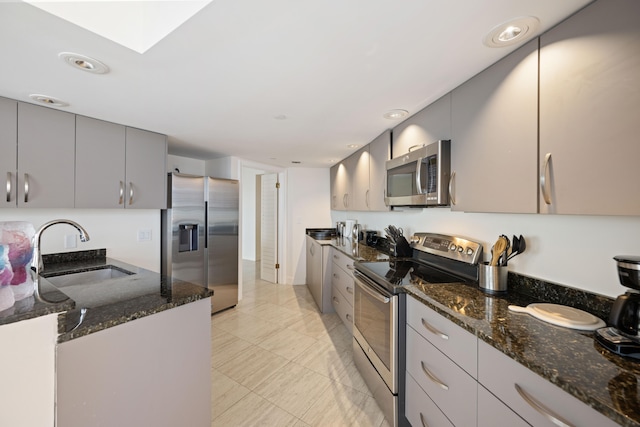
[44,266,135,288]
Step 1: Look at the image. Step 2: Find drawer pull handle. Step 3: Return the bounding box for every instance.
[333,254,339,260]
[514,383,574,427]
[346,313,352,322]
[419,412,430,427]
[347,264,354,270]
[333,296,339,304]
[346,286,353,295]
[421,318,449,340]
[421,361,448,391]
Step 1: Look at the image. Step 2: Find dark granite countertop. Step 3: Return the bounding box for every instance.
[0,278,73,326]
[406,279,639,427]
[310,235,390,262]
[0,249,212,343]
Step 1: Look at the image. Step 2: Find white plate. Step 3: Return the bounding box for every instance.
[508,303,606,331]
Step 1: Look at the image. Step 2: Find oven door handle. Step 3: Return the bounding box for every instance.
[354,271,391,303]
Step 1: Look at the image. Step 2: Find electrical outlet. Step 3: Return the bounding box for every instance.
[64,234,77,249]
[137,229,152,242]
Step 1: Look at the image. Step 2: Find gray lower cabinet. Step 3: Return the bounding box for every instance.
[477,384,529,427]
[450,39,538,214]
[76,118,167,209]
[392,93,451,158]
[56,299,211,427]
[478,339,618,427]
[405,373,453,427]
[306,236,332,313]
[539,0,640,215]
[17,102,76,208]
[330,248,354,332]
[0,97,17,208]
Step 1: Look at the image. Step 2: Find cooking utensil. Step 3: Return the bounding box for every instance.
[498,234,510,266]
[490,235,508,266]
[507,235,526,261]
[508,303,605,330]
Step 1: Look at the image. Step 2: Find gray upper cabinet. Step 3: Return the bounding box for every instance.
[367,130,390,211]
[75,116,126,208]
[17,102,75,208]
[76,119,166,209]
[0,97,17,208]
[125,127,167,209]
[539,0,640,216]
[392,93,450,158]
[330,130,390,212]
[450,39,538,213]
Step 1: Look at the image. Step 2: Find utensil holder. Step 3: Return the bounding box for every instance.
[479,262,508,294]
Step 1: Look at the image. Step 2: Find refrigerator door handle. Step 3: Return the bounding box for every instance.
[204,200,208,249]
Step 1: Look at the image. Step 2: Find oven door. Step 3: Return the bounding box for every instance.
[353,270,398,393]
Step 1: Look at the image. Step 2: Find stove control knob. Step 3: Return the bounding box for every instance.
[458,246,464,253]
[449,244,457,251]
[409,235,420,244]
[466,248,474,256]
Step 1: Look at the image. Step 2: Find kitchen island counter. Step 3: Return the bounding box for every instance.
[38,249,212,342]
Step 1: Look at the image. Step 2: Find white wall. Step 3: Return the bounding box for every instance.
[287,168,332,284]
[0,209,161,272]
[167,154,205,176]
[331,208,640,298]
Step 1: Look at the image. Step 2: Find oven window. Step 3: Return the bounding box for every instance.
[354,281,392,371]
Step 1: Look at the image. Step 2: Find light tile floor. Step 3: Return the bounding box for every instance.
[211,261,389,426]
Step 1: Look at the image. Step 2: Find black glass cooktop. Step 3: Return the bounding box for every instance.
[356,259,469,291]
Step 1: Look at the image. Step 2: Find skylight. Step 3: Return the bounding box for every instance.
[22,0,213,54]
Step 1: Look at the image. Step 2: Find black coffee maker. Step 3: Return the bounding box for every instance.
[595,256,640,359]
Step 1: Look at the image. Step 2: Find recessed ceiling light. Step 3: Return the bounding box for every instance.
[347,144,361,149]
[59,52,109,74]
[28,94,69,107]
[383,109,409,120]
[483,16,540,48]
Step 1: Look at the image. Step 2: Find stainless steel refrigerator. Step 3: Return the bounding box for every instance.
[161,173,239,314]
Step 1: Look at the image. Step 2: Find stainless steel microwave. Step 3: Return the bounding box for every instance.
[384,140,451,207]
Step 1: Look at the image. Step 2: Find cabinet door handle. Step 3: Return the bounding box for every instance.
[23,173,29,203]
[346,313,352,322]
[365,189,370,208]
[343,194,347,208]
[540,153,552,205]
[515,383,574,427]
[119,181,124,205]
[333,296,340,304]
[6,172,11,202]
[128,182,134,205]
[415,157,424,195]
[310,245,315,256]
[421,318,449,340]
[346,286,353,294]
[419,412,430,427]
[421,361,448,390]
[448,171,456,206]
[346,264,354,271]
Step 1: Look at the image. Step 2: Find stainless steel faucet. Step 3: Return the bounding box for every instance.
[31,219,91,279]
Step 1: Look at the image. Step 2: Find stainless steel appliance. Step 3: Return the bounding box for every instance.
[161,173,239,314]
[353,233,482,426]
[596,255,640,359]
[385,140,451,207]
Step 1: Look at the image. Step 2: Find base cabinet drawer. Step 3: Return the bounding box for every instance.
[406,326,477,427]
[331,248,354,273]
[331,262,354,306]
[332,284,353,334]
[478,340,618,427]
[407,296,477,378]
[406,372,453,427]
[478,384,529,427]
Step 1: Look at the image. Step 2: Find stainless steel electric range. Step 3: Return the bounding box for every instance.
[353,233,483,427]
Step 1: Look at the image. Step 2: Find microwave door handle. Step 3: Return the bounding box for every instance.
[415,157,424,194]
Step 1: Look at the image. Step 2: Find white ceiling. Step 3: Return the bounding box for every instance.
[0,0,592,168]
